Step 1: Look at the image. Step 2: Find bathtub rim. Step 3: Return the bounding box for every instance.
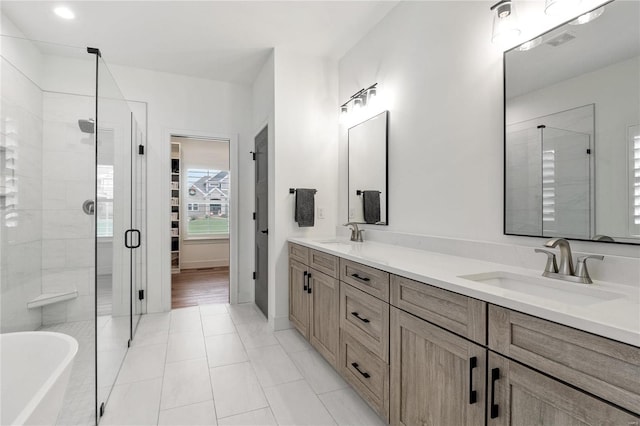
[1,331,79,425]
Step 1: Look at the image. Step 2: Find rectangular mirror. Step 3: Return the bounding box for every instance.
[504,0,640,244]
[348,111,388,225]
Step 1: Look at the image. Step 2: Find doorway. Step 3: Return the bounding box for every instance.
[170,135,231,309]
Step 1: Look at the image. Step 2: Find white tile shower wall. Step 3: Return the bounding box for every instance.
[40,92,95,325]
[0,51,44,332]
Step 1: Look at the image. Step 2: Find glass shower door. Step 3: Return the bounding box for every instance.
[95,56,146,420]
[540,127,591,239]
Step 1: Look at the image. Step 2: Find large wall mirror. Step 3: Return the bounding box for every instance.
[504,0,639,244]
[348,111,388,225]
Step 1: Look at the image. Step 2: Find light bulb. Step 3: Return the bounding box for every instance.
[54,6,75,20]
[569,6,604,25]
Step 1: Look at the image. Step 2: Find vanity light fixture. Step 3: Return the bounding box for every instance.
[544,0,582,16]
[490,0,521,47]
[54,6,75,20]
[339,83,377,115]
[569,6,604,25]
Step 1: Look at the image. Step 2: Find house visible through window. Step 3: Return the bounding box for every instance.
[185,169,229,237]
[97,165,114,237]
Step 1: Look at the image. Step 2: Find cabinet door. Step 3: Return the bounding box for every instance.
[308,269,340,367]
[390,307,485,426]
[289,258,309,339]
[488,352,639,426]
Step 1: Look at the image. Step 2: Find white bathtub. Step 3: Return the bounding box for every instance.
[1,332,79,425]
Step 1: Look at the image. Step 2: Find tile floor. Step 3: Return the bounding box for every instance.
[100,303,386,426]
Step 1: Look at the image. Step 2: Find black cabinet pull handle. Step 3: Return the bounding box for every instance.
[490,367,500,418]
[303,271,308,291]
[351,273,370,282]
[307,272,312,294]
[351,312,370,323]
[351,362,370,378]
[469,357,477,404]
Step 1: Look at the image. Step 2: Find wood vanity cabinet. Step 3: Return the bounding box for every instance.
[288,243,340,367]
[289,242,640,425]
[489,305,640,419]
[390,306,486,426]
[487,352,638,426]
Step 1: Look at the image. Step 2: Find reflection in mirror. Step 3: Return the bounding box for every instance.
[348,111,388,225]
[504,0,640,244]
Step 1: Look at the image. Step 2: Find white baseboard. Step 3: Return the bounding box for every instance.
[272,315,292,331]
[181,260,229,269]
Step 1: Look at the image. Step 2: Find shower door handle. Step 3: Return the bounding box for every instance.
[124,229,141,249]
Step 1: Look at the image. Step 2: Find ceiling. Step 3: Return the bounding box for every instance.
[1,1,399,84]
[505,0,640,99]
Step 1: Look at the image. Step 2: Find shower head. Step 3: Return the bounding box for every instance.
[78,119,95,134]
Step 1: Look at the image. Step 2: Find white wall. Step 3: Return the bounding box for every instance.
[271,48,339,329]
[337,0,640,260]
[41,55,254,312]
[179,137,230,269]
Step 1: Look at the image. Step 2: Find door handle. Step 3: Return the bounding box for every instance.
[468,356,477,404]
[490,368,500,418]
[124,229,141,249]
[303,271,308,292]
[261,229,268,235]
[132,229,141,249]
[307,272,312,294]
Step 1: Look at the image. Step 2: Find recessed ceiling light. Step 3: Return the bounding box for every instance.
[569,6,605,25]
[54,6,75,20]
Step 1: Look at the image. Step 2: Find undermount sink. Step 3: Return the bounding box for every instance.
[316,239,354,246]
[458,271,625,306]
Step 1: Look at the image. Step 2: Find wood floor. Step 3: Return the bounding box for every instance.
[171,267,230,309]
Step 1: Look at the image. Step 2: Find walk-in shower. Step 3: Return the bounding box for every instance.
[1,35,147,425]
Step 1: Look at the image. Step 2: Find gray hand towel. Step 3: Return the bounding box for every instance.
[295,189,315,227]
[362,190,381,224]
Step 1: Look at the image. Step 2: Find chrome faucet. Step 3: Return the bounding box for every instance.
[343,222,364,242]
[545,238,575,275]
[535,238,603,284]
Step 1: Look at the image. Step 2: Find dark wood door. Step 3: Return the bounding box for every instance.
[254,126,268,317]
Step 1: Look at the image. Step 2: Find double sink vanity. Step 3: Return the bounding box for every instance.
[287,238,639,425]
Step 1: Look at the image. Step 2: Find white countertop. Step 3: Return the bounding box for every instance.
[289,237,640,347]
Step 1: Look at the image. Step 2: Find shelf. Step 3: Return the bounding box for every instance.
[27,291,78,309]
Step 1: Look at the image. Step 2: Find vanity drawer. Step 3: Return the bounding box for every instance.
[340,282,389,363]
[340,259,390,302]
[489,305,640,414]
[340,329,390,421]
[309,249,339,279]
[289,243,309,264]
[390,275,486,345]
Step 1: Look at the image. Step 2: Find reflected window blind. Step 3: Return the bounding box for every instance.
[542,149,556,228]
[633,135,640,227]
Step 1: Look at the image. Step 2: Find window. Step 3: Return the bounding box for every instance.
[185,169,229,237]
[97,165,114,237]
